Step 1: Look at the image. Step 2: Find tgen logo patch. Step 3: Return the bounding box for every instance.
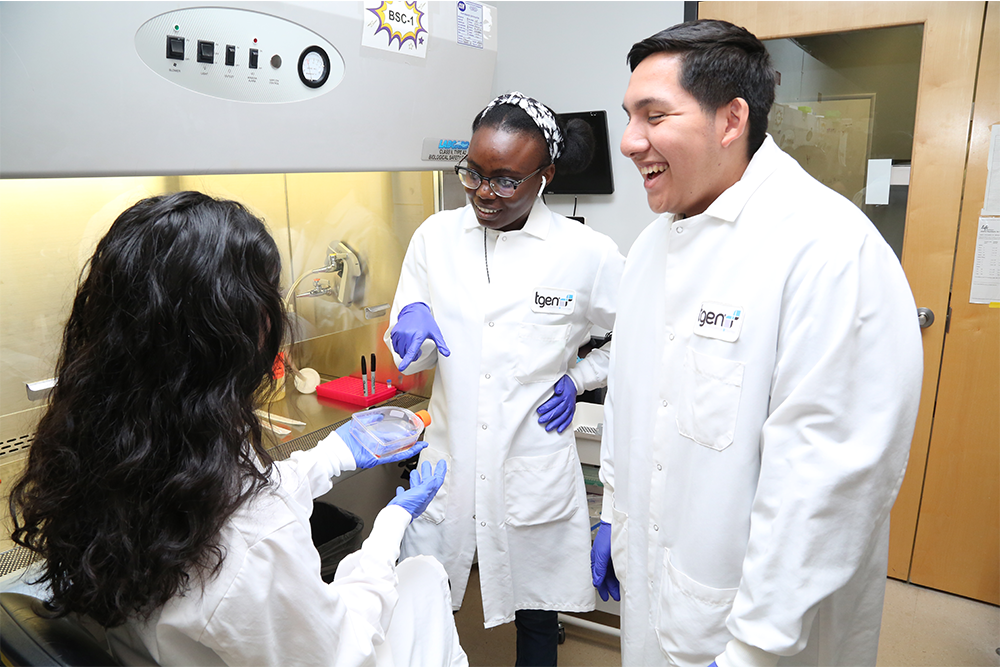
[693,302,743,342]
[532,287,576,314]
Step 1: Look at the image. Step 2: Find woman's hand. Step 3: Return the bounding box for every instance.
[537,374,578,433]
[335,422,426,470]
[390,302,451,372]
[389,460,447,519]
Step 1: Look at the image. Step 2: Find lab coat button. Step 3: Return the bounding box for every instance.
[676,226,684,234]
[485,373,491,379]
[480,474,486,480]
[489,321,495,327]
[657,464,662,471]
[482,424,488,430]
[502,235,507,241]
[668,332,675,341]
[653,524,659,531]
[481,521,487,527]
[662,400,668,407]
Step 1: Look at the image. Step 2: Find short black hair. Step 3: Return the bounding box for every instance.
[628,19,775,159]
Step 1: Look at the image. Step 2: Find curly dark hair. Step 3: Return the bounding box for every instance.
[628,19,776,159]
[8,191,289,628]
[473,98,596,175]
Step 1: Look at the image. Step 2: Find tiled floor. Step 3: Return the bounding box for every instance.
[455,565,1000,667]
[878,578,1000,667]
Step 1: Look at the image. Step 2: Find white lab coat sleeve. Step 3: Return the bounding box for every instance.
[567,345,609,394]
[567,244,625,393]
[204,504,412,666]
[726,234,922,658]
[383,222,440,375]
[598,341,617,525]
[276,433,358,505]
[716,638,780,667]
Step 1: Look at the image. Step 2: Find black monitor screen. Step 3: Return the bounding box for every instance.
[544,110,615,195]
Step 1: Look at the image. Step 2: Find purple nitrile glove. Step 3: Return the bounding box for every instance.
[390,302,451,372]
[537,374,577,433]
[389,460,447,519]
[335,421,427,470]
[591,521,620,601]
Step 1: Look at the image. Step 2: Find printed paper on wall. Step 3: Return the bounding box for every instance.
[362,1,428,59]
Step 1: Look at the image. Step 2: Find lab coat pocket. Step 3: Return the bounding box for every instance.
[676,348,744,451]
[610,505,628,589]
[415,447,452,525]
[514,323,572,385]
[504,446,581,526]
[654,549,738,666]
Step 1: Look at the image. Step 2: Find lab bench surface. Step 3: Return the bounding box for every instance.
[259,378,428,480]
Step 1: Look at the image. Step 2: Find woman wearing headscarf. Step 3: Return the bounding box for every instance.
[385,93,626,666]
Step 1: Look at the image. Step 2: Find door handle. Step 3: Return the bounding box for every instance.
[917,307,934,328]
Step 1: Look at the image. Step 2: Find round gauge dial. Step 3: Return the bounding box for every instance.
[298,46,330,88]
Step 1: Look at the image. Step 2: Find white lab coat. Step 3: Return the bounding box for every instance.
[385,202,624,628]
[107,436,467,667]
[601,136,923,666]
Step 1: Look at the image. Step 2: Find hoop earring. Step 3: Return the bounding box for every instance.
[537,176,547,198]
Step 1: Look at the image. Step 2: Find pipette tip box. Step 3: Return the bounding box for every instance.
[316,376,397,407]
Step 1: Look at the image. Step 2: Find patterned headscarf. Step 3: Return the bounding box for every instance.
[481,91,564,163]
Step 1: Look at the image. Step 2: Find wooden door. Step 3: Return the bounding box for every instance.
[907,2,999,604]
[699,2,999,603]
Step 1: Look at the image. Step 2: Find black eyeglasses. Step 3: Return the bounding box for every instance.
[454,157,544,198]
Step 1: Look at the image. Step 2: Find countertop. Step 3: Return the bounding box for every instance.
[258,376,429,481]
[260,382,599,478]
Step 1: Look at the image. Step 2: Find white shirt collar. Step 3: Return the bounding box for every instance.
[699,134,784,224]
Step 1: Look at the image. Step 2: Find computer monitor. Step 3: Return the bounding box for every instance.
[543,110,615,195]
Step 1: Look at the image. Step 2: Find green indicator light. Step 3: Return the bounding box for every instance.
[174,25,180,31]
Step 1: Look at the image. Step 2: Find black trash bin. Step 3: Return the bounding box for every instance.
[309,502,364,583]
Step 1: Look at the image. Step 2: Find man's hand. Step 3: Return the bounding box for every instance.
[591,521,620,601]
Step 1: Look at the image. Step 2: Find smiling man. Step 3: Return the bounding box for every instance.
[590,20,924,667]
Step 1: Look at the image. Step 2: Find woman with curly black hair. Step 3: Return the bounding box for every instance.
[7,191,466,666]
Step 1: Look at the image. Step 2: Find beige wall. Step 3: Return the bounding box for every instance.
[0,171,439,439]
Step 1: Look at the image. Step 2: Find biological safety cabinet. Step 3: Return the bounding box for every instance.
[0,1,498,546]
[0,2,496,176]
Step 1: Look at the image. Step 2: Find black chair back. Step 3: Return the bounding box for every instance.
[0,592,121,667]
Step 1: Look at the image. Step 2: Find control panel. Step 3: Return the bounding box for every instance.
[135,7,344,103]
